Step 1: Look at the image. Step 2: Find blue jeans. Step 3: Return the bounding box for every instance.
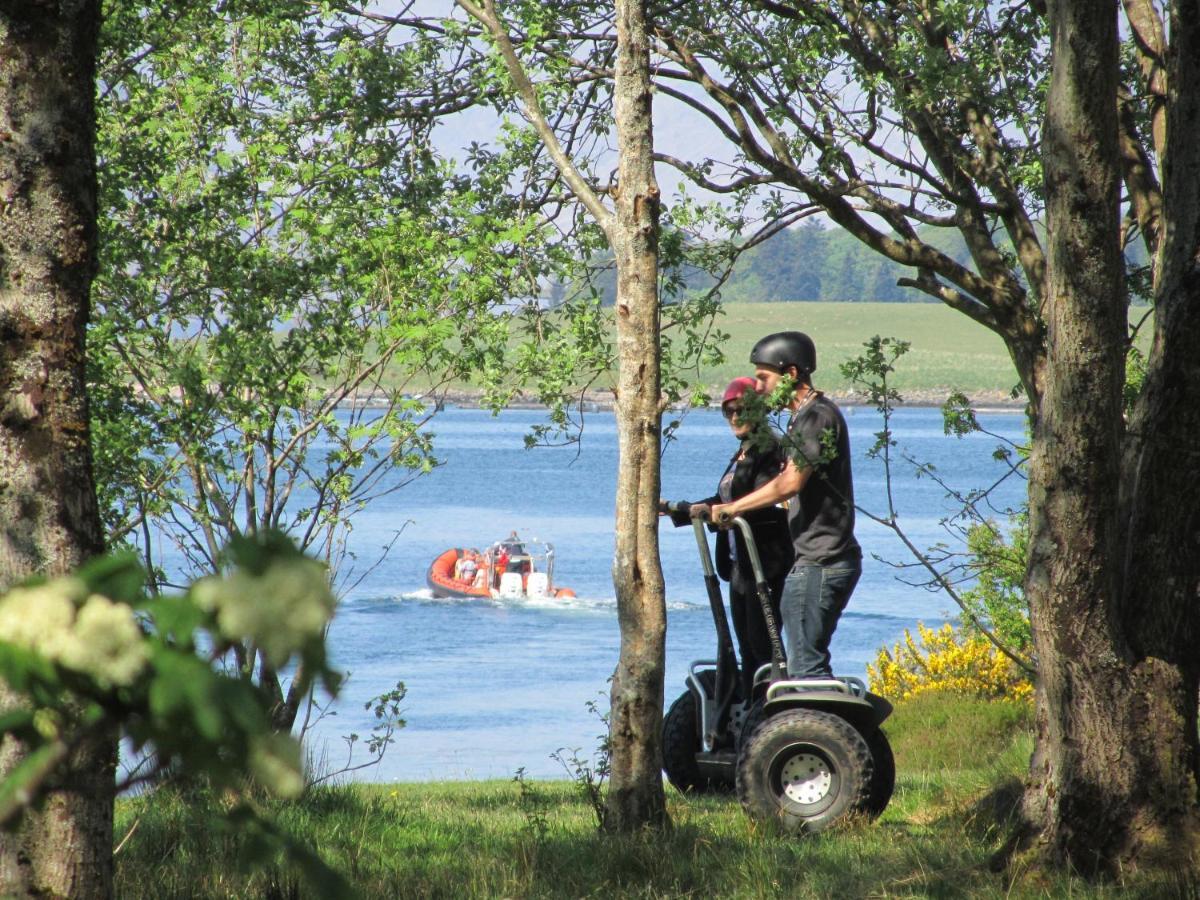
[780,560,861,678]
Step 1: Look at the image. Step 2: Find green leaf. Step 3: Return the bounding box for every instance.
[0,709,36,739]
[75,553,147,604]
[0,740,68,830]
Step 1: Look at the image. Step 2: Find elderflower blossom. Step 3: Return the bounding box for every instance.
[0,579,148,688]
[59,595,150,688]
[0,579,81,646]
[191,557,334,667]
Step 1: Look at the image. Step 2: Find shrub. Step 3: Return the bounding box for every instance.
[960,518,1031,658]
[868,622,1032,703]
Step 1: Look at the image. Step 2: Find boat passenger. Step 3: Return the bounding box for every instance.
[501,530,527,557]
[459,553,478,584]
[493,547,510,588]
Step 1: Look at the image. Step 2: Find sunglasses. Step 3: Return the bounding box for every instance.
[722,406,742,420]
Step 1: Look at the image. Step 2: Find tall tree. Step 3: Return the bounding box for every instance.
[603,0,667,830]
[0,1,113,896]
[1024,0,1200,871]
[454,0,668,829]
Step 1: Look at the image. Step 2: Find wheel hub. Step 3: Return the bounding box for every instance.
[779,752,833,804]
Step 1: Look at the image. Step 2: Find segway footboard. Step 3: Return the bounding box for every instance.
[762,679,892,733]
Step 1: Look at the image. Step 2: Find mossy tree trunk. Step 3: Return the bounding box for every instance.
[454,0,669,831]
[1023,0,1200,873]
[0,2,112,896]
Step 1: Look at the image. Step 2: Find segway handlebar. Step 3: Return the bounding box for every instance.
[658,499,698,517]
[662,500,788,681]
[661,499,740,740]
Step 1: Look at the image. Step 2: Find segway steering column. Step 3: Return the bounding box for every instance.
[663,501,740,748]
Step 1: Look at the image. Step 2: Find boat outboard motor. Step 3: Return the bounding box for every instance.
[498,572,524,600]
[526,572,550,598]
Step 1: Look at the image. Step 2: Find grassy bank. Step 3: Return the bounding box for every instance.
[701,302,1020,399]
[415,302,1151,406]
[684,301,1151,399]
[111,694,1188,898]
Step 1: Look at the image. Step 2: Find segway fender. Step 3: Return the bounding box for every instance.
[763,689,892,732]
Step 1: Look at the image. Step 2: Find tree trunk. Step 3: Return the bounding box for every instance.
[1111,0,1200,868]
[0,2,113,896]
[603,0,667,832]
[1023,0,1200,875]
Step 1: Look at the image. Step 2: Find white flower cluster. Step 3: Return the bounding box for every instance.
[0,578,149,689]
[190,557,335,667]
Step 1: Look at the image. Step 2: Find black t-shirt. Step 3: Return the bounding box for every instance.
[784,394,861,565]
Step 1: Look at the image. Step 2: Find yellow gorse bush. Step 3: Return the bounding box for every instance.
[867,622,1032,702]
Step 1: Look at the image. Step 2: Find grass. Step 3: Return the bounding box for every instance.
[409,301,1152,404]
[688,301,1154,399]
[704,302,1021,398]
[111,693,1193,898]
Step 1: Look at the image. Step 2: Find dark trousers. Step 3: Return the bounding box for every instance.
[780,559,862,678]
[729,566,787,697]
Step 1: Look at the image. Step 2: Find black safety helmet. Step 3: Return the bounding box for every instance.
[749,331,817,376]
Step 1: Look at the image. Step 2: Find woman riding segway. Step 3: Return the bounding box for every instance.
[662,376,794,698]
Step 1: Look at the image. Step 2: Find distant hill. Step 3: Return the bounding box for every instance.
[576,219,1149,305]
[581,220,972,305]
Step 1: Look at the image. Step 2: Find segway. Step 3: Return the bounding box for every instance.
[660,503,896,832]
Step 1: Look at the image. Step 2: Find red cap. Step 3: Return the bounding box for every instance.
[721,376,758,407]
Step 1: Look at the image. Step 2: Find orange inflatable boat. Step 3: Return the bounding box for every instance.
[425,533,576,601]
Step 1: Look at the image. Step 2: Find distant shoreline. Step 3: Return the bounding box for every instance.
[395,387,1027,415]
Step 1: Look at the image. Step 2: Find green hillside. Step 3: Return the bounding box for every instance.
[415,301,1150,404]
[586,220,1150,308]
[705,301,1020,399]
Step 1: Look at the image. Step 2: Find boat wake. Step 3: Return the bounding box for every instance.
[384,589,696,612]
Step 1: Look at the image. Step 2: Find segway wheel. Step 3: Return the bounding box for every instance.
[738,698,766,751]
[736,709,872,833]
[661,672,732,793]
[863,726,896,818]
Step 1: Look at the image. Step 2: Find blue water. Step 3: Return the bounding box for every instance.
[304,404,1026,782]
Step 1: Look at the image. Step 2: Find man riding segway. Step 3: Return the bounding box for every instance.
[710,331,861,681]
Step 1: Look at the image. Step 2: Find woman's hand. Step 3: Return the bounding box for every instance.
[708,503,735,526]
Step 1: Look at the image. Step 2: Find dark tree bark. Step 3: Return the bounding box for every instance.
[0,1,113,896]
[1021,0,1200,874]
[603,0,667,832]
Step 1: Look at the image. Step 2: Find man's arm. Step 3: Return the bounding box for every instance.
[711,458,811,522]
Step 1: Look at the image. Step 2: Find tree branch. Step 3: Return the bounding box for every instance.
[455,0,613,233]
